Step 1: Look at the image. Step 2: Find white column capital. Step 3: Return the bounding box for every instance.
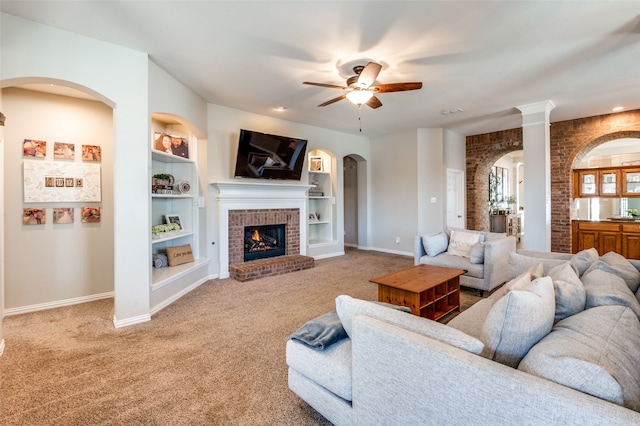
[516,100,556,126]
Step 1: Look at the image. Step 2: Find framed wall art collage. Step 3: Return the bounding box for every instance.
[22,139,102,225]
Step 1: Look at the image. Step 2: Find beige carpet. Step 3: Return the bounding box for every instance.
[0,248,481,425]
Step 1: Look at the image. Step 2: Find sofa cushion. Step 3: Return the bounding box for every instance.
[286,337,353,401]
[518,305,640,411]
[420,253,484,279]
[594,252,640,293]
[447,298,495,340]
[570,248,599,277]
[447,230,482,258]
[335,295,484,354]
[483,231,507,241]
[581,269,640,318]
[468,242,484,264]
[548,262,586,322]
[421,232,449,257]
[480,276,555,368]
[507,252,566,281]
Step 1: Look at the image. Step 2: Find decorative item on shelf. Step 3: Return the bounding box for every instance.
[163,214,182,229]
[308,187,324,197]
[152,173,174,194]
[309,212,319,222]
[627,209,639,218]
[177,180,191,194]
[309,156,323,172]
[151,223,181,239]
[152,253,169,268]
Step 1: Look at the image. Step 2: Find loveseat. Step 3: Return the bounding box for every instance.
[286,249,640,425]
[414,228,516,295]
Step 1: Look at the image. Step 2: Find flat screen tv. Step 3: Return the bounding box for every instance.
[233,129,308,180]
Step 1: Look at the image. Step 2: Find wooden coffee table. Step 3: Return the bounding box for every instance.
[369,264,465,321]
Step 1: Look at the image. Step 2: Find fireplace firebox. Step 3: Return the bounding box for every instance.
[244,224,286,262]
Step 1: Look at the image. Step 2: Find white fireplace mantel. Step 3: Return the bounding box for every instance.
[211,180,313,278]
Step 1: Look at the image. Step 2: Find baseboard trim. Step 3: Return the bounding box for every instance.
[3,292,114,317]
[113,313,151,329]
[369,247,413,257]
[312,251,345,260]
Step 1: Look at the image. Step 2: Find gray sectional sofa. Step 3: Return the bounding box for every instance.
[414,228,516,295]
[286,249,640,425]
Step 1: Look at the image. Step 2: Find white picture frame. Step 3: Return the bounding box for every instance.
[163,214,182,229]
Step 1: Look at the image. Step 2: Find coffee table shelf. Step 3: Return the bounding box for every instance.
[370,264,465,321]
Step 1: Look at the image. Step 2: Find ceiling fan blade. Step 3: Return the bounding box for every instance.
[366,95,382,109]
[318,94,346,107]
[356,62,382,88]
[371,82,423,93]
[303,82,347,90]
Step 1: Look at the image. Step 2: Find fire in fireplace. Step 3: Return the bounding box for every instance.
[244,224,286,262]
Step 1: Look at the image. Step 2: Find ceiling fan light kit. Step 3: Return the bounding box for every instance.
[303,61,422,110]
[346,90,374,105]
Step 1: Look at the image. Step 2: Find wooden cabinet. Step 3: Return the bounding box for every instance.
[622,168,640,196]
[573,168,620,197]
[572,220,640,259]
[490,213,521,240]
[622,223,640,259]
[573,166,640,198]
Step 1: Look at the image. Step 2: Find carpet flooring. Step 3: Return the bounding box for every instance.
[0,248,481,425]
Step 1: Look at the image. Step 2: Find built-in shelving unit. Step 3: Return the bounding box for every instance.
[307,150,335,246]
[150,115,208,296]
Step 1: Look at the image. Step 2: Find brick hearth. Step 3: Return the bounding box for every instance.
[229,254,314,282]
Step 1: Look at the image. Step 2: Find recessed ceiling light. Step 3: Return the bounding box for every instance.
[274,106,287,112]
[612,106,624,112]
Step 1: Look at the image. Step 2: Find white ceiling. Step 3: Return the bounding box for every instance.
[2,1,640,137]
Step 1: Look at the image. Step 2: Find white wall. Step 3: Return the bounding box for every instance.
[2,12,150,325]
[2,88,114,312]
[369,130,419,254]
[369,128,458,255]
[206,104,369,273]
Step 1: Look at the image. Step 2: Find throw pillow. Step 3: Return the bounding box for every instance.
[570,248,599,277]
[447,230,482,258]
[480,276,555,368]
[581,268,640,318]
[469,242,484,264]
[519,305,640,411]
[446,227,485,242]
[599,252,640,293]
[335,295,484,354]
[165,244,194,266]
[421,232,449,257]
[548,262,586,322]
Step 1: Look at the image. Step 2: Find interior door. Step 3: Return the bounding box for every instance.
[446,169,465,229]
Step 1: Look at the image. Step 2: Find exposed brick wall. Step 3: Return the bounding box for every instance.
[228,208,300,265]
[466,110,640,253]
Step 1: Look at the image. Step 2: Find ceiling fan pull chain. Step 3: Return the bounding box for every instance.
[358,104,363,132]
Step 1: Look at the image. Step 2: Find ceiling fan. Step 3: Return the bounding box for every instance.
[303,61,422,109]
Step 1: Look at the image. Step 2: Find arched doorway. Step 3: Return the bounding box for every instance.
[1,79,115,326]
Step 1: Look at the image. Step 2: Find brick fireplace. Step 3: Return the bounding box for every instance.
[228,209,298,264]
[213,181,313,279]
